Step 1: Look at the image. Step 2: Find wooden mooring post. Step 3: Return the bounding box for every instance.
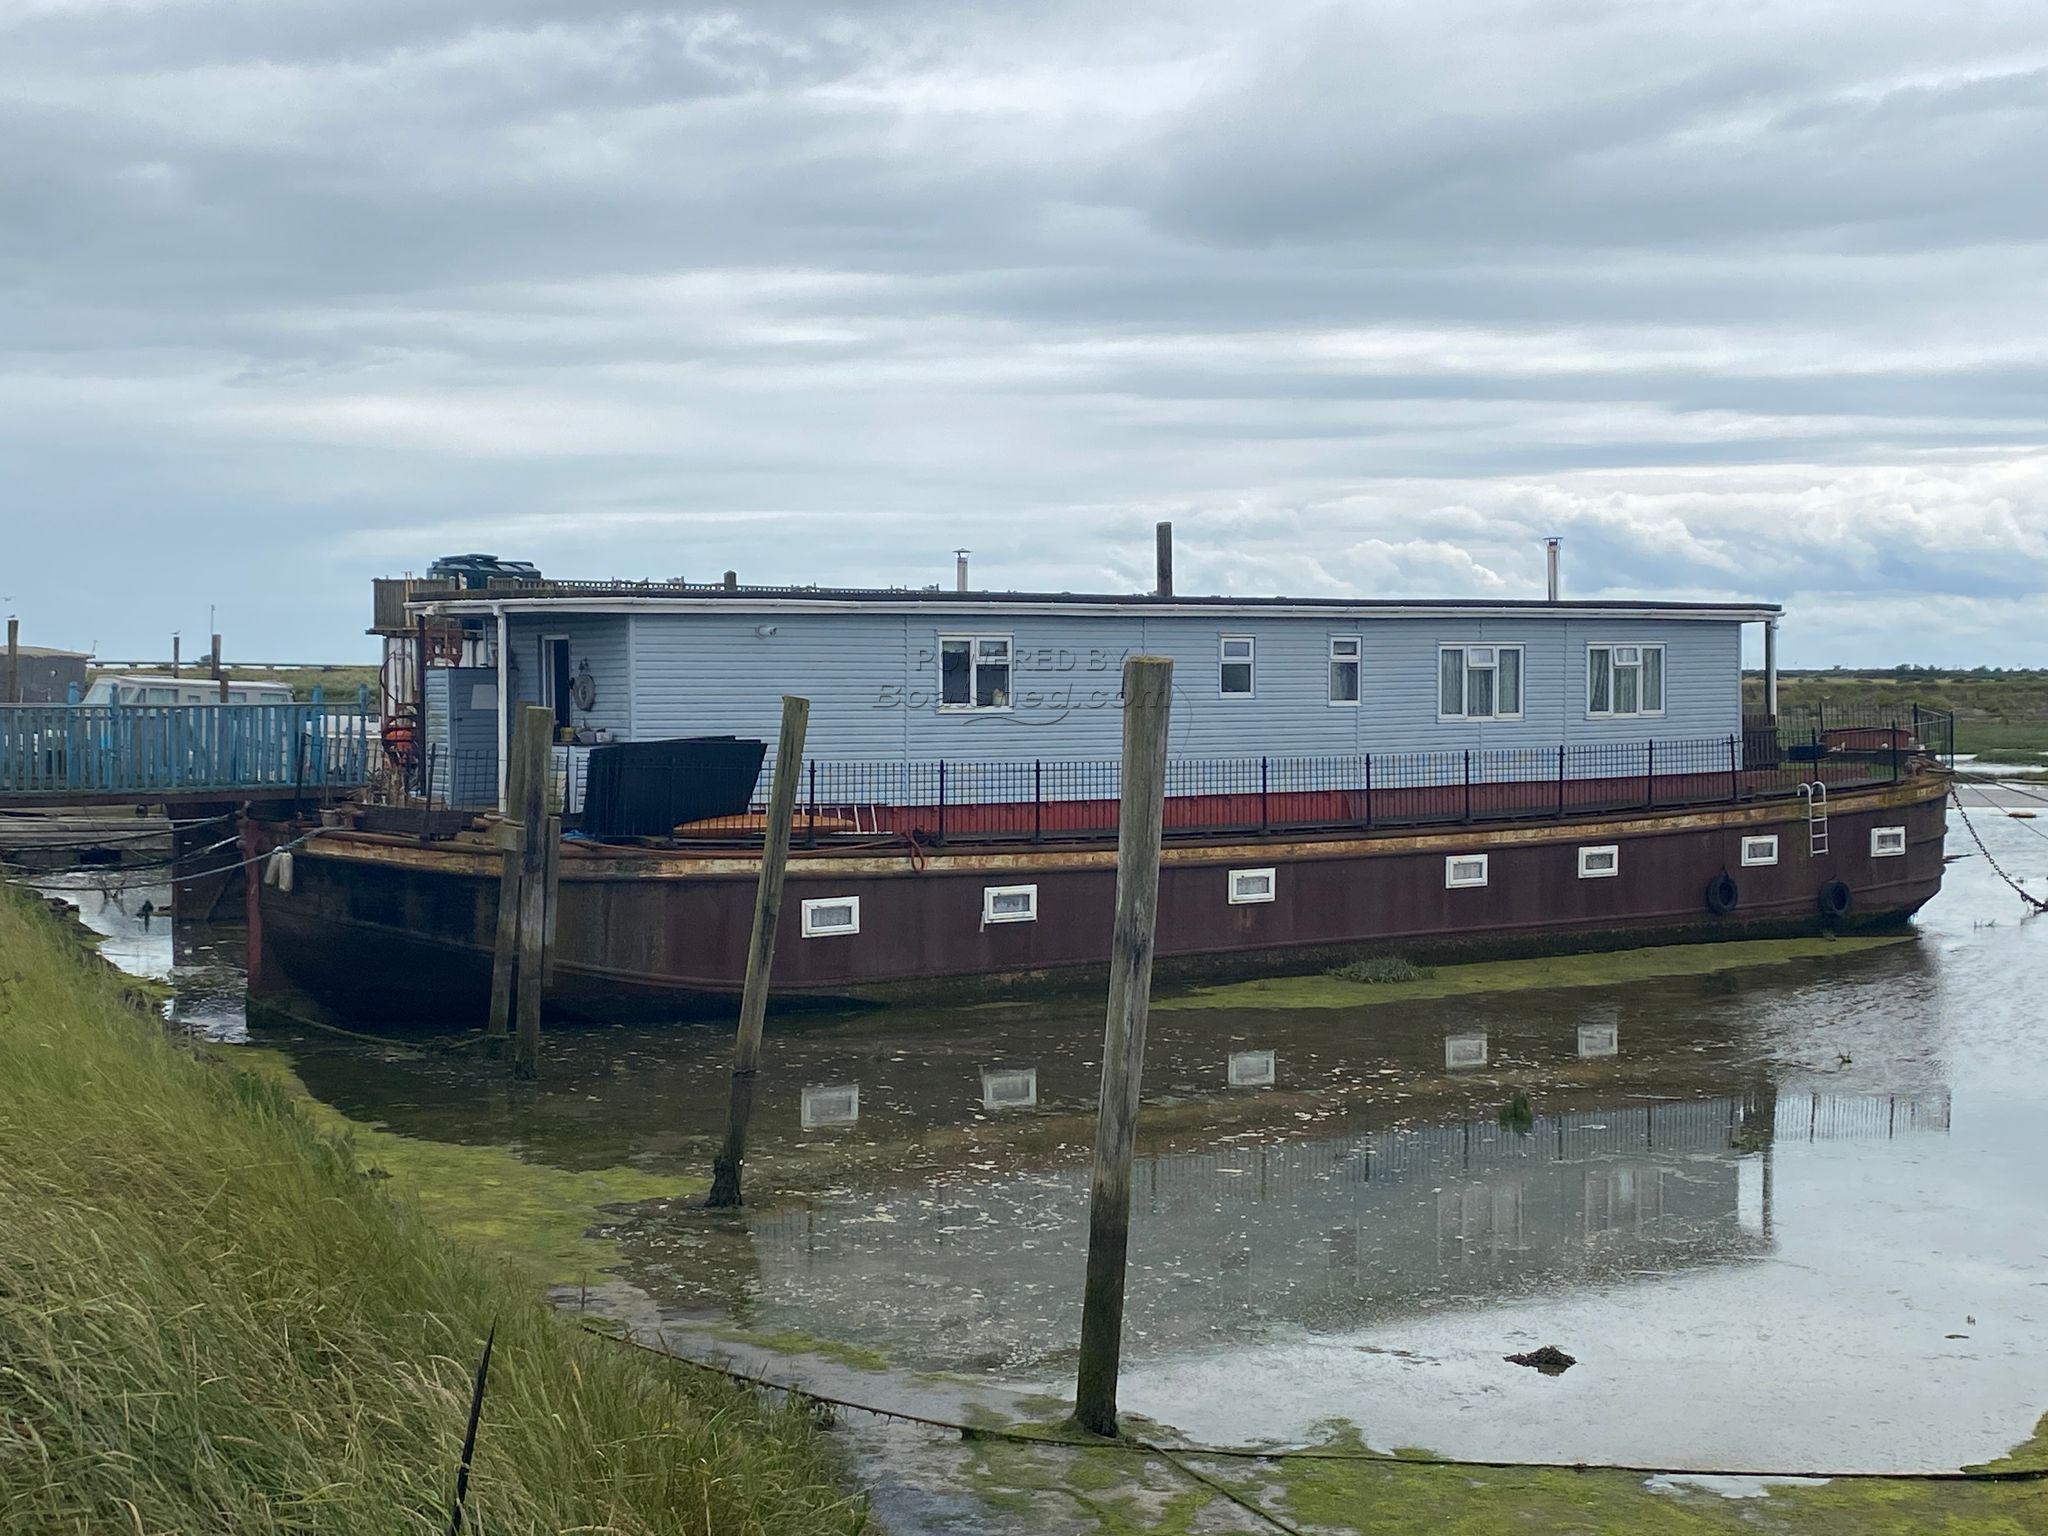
[486,706,554,1073]
[706,695,811,1209]
[1070,654,1173,1438]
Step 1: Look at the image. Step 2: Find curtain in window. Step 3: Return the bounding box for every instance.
[1614,661,1639,714]
[975,639,1011,708]
[1642,647,1664,712]
[1589,648,1612,713]
[1440,649,1464,716]
[1467,665,1496,718]
[940,641,971,705]
[1497,648,1522,716]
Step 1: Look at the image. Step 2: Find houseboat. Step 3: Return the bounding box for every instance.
[244,534,1951,1024]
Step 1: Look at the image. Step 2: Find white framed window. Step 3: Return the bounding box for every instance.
[1587,643,1665,718]
[981,1067,1039,1110]
[1219,636,1255,696]
[1578,845,1619,879]
[939,634,1012,711]
[1227,1049,1276,1088]
[799,896,861,937]
[1871,826,1907,858]
[1446,853,1489,888]
[1228,867,1276,904]
[1438,645,1523,720]
[1329,636,1361,705]
[1741,835,1779,867]
[982,884,1038,924]
[1445,1033,1490,1069]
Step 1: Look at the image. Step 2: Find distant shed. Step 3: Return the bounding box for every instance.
[4,644,90,704]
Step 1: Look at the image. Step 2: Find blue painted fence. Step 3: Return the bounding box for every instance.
[0,703,372,797]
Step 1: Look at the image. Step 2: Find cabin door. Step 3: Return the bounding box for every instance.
[538,636,571,735]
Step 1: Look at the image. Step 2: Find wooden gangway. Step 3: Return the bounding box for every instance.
[0,701,372,807]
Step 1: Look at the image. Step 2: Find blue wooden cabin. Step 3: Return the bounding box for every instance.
[406,570,1783,815]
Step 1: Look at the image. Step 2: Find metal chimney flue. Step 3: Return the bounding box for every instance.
[954,549,971,593]
[1544,537,1562,602]
[1155,521,1174,597]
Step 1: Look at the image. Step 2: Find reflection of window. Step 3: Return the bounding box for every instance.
[1871,826,1906,857]
[1444,1032,1489,1068]
[1578,845,1619,879]
[1329,636,1361,704]
[1587,644,1664,717]
[939,635,1012,710]
[1228,1049,1276,1087]
[1741,834,1779,867]
[1228,867,1276,904]
[981,1068,1038,1109]
[800,897,860,937]
[982,884,1037,924]
[1439,645,1522,719]
[1219,636,1255,696]
[1577,1023,1619,1058]
[1446,853,1489,888]
[800,1083,860,1129]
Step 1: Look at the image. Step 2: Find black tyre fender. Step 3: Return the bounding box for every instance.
[1818,880,1853,920]
[1705,872,1740,916]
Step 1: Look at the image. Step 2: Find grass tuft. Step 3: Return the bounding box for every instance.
[1330,954,1438,985]
[0,888,871,1534]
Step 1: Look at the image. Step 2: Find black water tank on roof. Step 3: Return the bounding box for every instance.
[581,737,768,837]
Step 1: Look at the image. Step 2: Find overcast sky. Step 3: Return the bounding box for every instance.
[6,0,2048,666]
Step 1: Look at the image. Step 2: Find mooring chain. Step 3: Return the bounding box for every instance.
[1950,785,2048,914]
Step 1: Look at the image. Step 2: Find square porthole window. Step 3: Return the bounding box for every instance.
[1228,1050,1277,1088]
[1741,835,1779,867]
[800,896,860,937]
[982,884,1038,924]
[1578,845,1619,879]
[1871,826,1907,858]
[1229,867,1276,904]
[1446,854,1489,889]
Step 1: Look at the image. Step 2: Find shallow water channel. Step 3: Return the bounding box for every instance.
[50,800,2048,1479]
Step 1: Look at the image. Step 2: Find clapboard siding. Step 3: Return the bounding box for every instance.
[630,612,911,771]
[504,615,633,738]
[609,608,1743,770]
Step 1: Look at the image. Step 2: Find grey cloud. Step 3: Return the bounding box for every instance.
[2,0,2047,664]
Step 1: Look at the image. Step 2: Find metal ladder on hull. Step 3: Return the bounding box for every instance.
[1799,781,1829,856]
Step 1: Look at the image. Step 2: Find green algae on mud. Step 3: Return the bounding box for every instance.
[1155,935,1910,1012]
[942,1417,2048,1536]
[233,1046,701,1284]
[712,1325,892,1373]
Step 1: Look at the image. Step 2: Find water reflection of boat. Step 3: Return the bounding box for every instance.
[627,1087,1950,1372]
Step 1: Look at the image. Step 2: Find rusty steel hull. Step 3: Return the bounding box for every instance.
[249,775,1950,1026]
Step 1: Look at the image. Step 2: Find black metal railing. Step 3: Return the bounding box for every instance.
[374,706,1952,846]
